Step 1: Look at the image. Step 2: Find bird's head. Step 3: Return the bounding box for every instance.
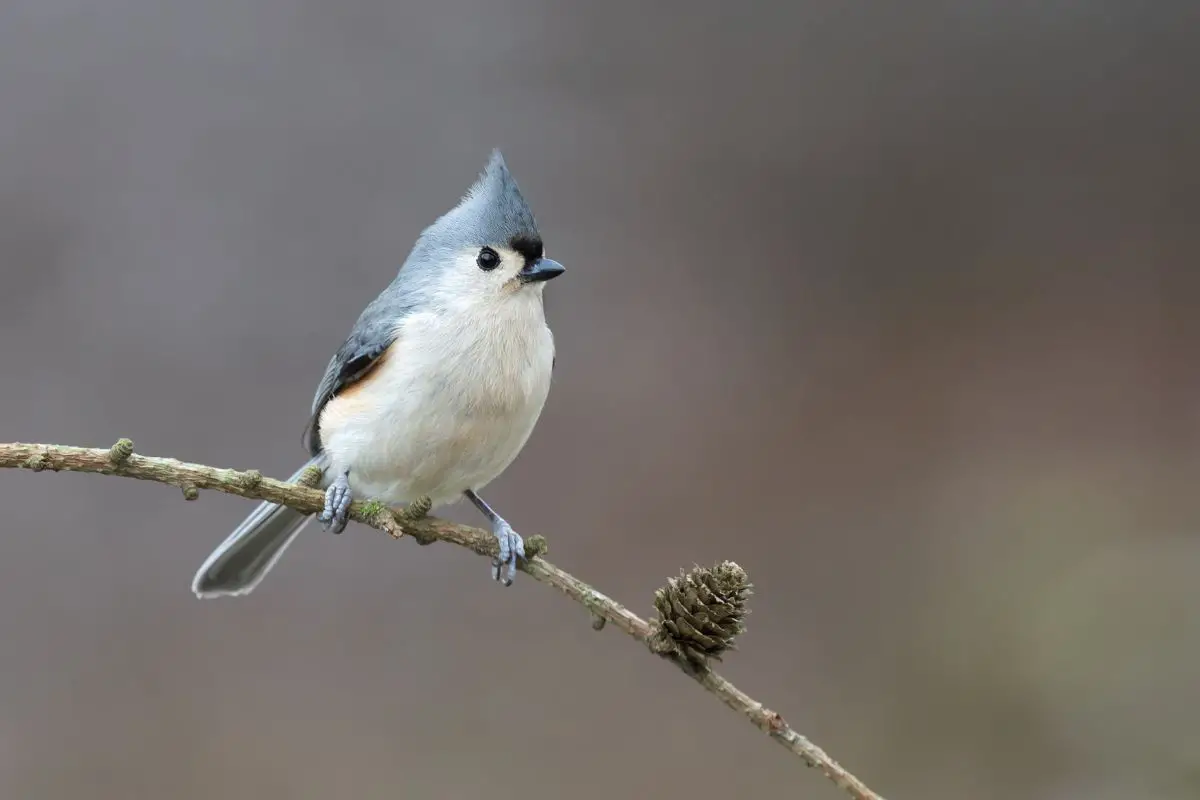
[405,150,565,308]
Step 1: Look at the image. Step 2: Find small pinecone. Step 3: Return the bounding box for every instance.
[653,561,752,664]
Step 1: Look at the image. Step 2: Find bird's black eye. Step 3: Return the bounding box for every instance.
[477,247,501,271]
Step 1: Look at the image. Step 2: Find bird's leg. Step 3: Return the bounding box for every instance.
[318,469,353,534]
[464,489,526,586]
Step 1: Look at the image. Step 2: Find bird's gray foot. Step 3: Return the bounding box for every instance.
[318,470,353,534]
[464,489,526,586]
[490,518,526,587]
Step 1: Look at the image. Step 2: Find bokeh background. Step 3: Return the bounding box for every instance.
[1,2,1198,798]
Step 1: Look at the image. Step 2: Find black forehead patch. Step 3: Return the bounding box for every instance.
[510,235,544,261]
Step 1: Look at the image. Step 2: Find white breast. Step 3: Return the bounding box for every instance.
[317,293,555,507]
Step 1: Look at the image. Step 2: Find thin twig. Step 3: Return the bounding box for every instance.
[0,440,886,800]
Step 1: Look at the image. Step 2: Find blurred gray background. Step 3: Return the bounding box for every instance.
[1,2,1198,798]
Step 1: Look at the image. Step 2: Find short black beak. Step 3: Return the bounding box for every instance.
[518,257,566,283]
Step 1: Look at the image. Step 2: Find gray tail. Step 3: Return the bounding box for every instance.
[191,456,326,599]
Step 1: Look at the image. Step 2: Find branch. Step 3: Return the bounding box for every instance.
[0,440,886,800]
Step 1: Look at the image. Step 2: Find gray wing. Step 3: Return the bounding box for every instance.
[303,285,418,456]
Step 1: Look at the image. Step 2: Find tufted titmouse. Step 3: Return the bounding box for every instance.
[192,150,564,597]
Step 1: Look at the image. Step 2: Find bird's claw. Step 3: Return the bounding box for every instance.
[318,471,352,534]
[491,519,526,587]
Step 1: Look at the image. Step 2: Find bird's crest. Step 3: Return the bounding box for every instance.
[428,149,540,250]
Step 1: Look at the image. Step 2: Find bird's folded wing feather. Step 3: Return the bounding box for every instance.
[304,285,418,455]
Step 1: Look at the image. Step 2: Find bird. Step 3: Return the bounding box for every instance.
[191,150,565,597]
